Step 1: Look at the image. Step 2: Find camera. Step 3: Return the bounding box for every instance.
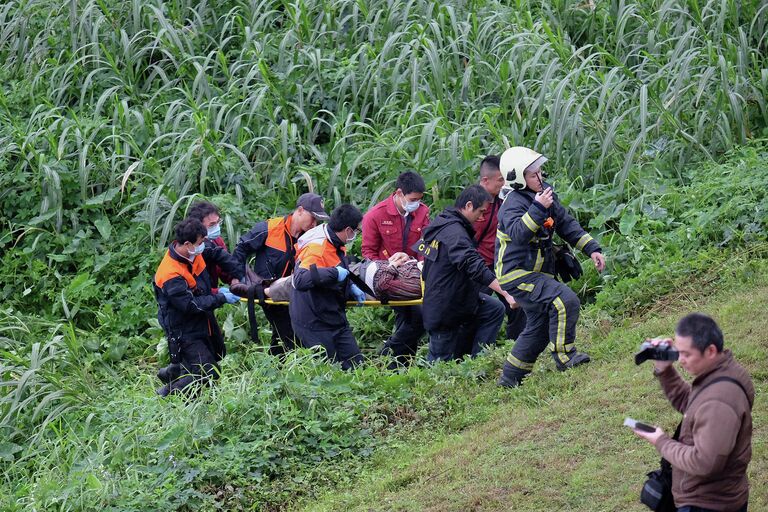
[634,340,679,365]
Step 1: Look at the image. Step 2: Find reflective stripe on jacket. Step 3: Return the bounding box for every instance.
[495,186,601,289]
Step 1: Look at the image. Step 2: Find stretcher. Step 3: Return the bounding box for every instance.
[240,297,422,307]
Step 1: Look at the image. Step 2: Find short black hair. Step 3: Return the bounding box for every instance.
[188,201,219,221]
[676,313,724,353]
[479,155,501,178]
[395,171,426,195]
[455,184,491,209]
[329,204,364,232]
[175,218,207,244]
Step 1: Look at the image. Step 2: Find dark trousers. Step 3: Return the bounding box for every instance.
[167,336,221,394]
[483,265,527,341]
[427,294,505,362]
[262,303,297,355]
[293,323,363,370]
[379,305,425,365]
[504,274,581,375]
[677,504,747,512]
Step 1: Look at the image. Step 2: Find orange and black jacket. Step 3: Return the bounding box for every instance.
[154,243,244,352]
[233,215,297,282]
[289,224,351,331]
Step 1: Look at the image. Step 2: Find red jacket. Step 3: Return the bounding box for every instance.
[206,236,232,292]
[473,195,501,266]
[362,195,430,261]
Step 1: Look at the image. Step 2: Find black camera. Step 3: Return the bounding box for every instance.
[634,341,679,365]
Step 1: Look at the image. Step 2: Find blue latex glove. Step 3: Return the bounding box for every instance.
[349,283,366,305]
[220,290,240,304]
[336,266,349,282]
[219,286,230,294]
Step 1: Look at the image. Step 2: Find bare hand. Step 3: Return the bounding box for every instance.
[633,426,665,446]
[230,278,240,286]
[647,337,674,372]
[502,291,519,309]
[534,187,554,208]
[590,252,606,272]
[388,252,410,267]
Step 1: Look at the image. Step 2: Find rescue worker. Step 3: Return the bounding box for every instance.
[233,193,329,355]
[421,185,515,362]
[154,218,244,397]
[474,155,527,341]
[495,146,606,387]
[188,201,231,292]
[290,204,366,370]
[362,171,430,367]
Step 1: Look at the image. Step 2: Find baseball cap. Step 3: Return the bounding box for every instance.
[296,193,329,221]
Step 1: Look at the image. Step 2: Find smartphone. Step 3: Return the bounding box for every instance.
[624,417,656,432]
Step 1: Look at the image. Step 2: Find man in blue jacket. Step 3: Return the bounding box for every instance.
[495,147,606,387]
[421,185,516,362]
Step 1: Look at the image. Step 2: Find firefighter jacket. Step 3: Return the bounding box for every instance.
[233,214,298,282]
[421,207,496,331]
[154,243,244,353]
[290,224,352,331]
[495,186,601,289]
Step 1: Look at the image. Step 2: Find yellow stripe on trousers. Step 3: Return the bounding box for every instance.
[552,296,569,364]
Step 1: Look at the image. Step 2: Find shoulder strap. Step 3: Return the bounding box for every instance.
[689,376,752,411]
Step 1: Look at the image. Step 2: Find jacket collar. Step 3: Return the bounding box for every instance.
[445,207,476,237]
[386,193,406,216]
[169,242,196,265]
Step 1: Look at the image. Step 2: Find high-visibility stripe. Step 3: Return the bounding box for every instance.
[532,248,543,272]
[495,230,509,279]
[499,268,532,285]
[549,342,574,354]
[507,354,534,370]
[517,282,534,292]
[521,212,538,232]
[575,234,593,251]
[553,296,569,364]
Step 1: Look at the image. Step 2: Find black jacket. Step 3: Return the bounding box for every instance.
[289,224,352,331]
[496,185,601,288]
[154,243,244,357]
[233,215,297,282]
[421,207,496,330]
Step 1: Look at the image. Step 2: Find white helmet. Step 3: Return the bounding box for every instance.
[499,146,548,190]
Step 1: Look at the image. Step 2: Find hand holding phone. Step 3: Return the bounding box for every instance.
[624,417,656,433]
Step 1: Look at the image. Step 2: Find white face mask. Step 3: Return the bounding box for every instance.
[188,241,205,258]
[346,230,357,245]
[403,200,420,214]
[207,225,221,240]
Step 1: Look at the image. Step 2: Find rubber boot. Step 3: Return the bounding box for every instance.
[554,351,591,372]
[157,363,182,384]
[498,360,528,388]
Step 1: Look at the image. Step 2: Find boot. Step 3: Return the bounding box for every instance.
[157,363,182,384]
[498,360,527,388]
[554,351,591,372]
[156,384,171,397]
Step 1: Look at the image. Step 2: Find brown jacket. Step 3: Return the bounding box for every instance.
[655,351,754,510]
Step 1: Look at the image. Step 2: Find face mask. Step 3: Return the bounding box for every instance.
[207,225,221,240]
[403,200,420,214]
[346,230,357,245]
[189,242,205,258]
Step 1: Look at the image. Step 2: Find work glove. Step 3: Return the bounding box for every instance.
[336,266,349,282]
[220,289,240,304]
[349,283,366,305]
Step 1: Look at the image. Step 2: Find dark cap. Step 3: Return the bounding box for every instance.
[296,193,329,221]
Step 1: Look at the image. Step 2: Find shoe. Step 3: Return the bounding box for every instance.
[497,361,525,388]
[554,351,591,372]
[157,363,181,383]
[156,384,170,397]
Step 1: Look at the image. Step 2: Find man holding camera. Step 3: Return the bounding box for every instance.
[634,313,754,512]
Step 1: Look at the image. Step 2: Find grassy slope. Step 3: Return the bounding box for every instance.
[301,266,768,512]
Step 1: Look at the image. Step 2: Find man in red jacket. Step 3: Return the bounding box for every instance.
[473,156,526,340]
[362,171,430,366]
[188,201,231,293]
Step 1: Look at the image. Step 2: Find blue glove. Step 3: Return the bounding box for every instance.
[220,290,240,304]
[219,286,230,294]
[336,266,349,282]
[349,283,366,305]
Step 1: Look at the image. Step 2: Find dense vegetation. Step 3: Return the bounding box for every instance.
[1,0,767,509]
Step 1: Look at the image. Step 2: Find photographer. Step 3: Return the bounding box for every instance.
[633,313,754,512]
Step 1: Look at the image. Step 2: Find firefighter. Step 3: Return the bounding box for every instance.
[495,147,606,387]
[232,193,329,354]
[289,204,367,370]
[154,218,244,397]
